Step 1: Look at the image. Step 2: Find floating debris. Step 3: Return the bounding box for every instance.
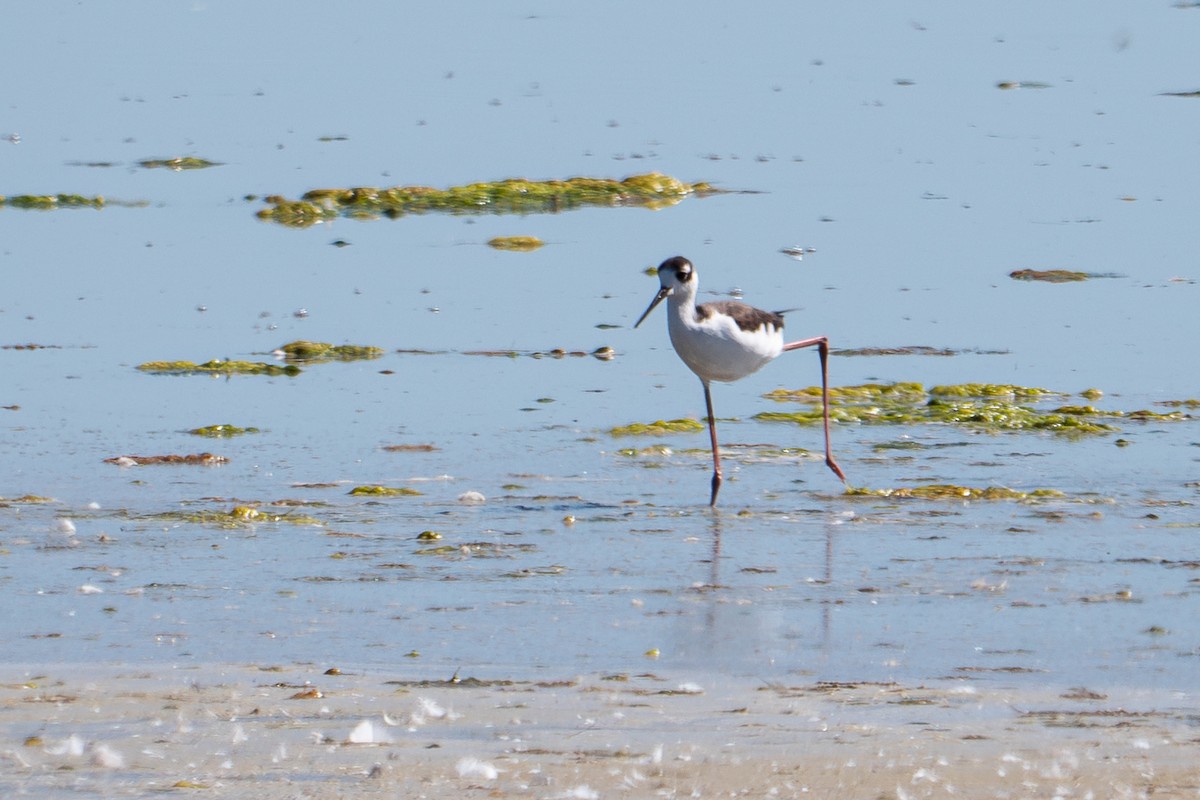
[780,245,815,260]
[610,418,706,436]
[459,346,615,360]
[383,673,518,688]
[1156,398,1200,409]
[996,81,1052,90]
[839,345,1014,357]
[487,235,544,251]
[616,444,674,457]
[104,453,228,466]
[137,157,222,170]
[188,424,262,437]
[136,360,301,376]
[1079,589,1136,604]
[382,443,439,452]
[276,340,384,363]
[348,485,422,497]
[415,541,536,557]
[346,719,390,744]
[257,173,720,227]
[836,345,960,357]
[501,565,567,578]
[455,757,498,781]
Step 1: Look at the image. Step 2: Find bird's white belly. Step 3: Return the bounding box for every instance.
[668,312,783,383]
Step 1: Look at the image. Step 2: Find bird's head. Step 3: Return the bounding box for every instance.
[634,256,695,328]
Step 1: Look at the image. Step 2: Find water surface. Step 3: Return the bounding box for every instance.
[3,1,1199,699]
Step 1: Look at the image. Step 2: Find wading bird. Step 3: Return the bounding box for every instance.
[635,255,847,505]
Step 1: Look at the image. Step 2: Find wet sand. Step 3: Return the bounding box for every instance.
[3,663,1198,798]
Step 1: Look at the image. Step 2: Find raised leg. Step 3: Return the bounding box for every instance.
[702,380,722,506]
[782,336,847,483]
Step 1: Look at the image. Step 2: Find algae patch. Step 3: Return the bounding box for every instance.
[137,157,222,171]
[137,360,301,377]
[139,342,383,374]
[928,384,1063,399]
[487,236,544,251]
[1009,269,1092,283]
[257,173,719,227]
[136,504,323,528]
[0,194,147,210]
[766,382,928,403]
[0,495,56,506]
[617,444,675,457]
[276,340,384,363]
[188,424,262,438]
[847,484,1066,501]
[758,382,1188,436]
[348,485,422,497]
[610,418,706,436]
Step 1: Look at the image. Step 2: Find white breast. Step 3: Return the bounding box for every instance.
[667,304,783,383]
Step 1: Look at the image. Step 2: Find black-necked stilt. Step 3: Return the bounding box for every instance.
[635,255,847,506]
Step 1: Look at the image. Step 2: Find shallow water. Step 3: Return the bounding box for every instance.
[3,1,1199,702]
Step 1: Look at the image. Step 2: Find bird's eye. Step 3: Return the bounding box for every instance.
[677,268,692,282]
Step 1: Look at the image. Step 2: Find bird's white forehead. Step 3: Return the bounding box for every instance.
[658,256,693,286]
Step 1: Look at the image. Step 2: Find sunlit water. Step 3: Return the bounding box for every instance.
[3,2,1198,698]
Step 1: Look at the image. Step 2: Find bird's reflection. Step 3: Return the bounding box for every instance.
[690,511,839,671]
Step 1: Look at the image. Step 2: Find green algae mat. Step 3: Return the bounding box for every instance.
[609,383,1191,439]
[3,173,714,226]
[256,173,719,227]
[136,341,384,376]
[137,157,222,170]
[136,359,301,377]
[757,382,1187,436]
[0,194,148,210]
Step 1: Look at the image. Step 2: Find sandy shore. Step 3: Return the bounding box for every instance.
[2,663,1198,799]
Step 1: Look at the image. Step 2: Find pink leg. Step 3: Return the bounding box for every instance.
[702,381,722,506]
[781,336,847,483]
